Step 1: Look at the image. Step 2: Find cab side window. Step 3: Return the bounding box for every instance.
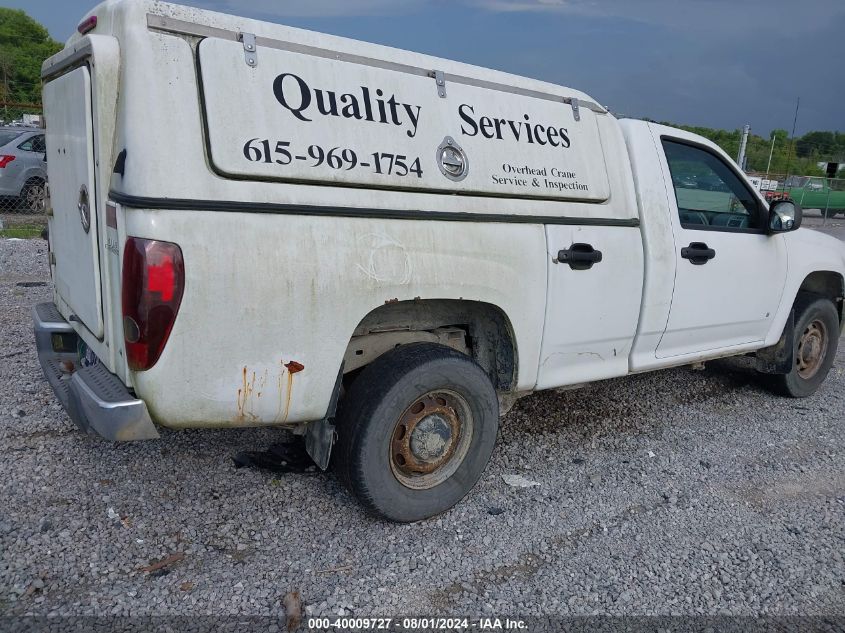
[662,139,761,231]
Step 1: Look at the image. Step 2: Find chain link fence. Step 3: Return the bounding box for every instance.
[0,105,47,238]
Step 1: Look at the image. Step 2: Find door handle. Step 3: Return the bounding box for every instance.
[557,243,602,270]
[681,242,716,265]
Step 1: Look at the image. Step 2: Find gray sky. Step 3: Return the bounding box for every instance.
[11,0,845,134]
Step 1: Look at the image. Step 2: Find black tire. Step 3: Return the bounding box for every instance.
[21,178,47,214]
[772,295,840,397]
[334,342,499,522]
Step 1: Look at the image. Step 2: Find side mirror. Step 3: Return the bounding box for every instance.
[768,199,802,233]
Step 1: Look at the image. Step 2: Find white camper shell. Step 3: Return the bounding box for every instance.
[35,1,845,521]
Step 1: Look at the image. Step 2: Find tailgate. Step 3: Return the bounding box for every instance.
[43,65,104,338]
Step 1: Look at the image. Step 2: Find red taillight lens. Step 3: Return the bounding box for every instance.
[121,237,185,371]
[77,16,97,34]
[0,155,15,168]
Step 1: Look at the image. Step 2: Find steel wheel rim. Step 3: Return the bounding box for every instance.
[796,319,827,379]
[26,183,46,213]
[389,390,474,490]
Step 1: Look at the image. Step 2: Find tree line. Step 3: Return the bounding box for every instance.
[659,123,844,178]
[0,8,62,105]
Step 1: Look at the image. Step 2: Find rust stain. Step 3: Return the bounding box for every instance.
[261,361,307,424]
[250,371,257,414]
[256,369,268,398]
[232,362,305,424]
[236,366,247,420]
[236,366,259,423]
[274,360,285,423]
[283,363,303,421]
[267,360,303,424]
[283,370,294,423]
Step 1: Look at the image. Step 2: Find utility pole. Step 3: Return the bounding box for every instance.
[783,97,800,191]
[765,133,777,178]
[736,124,750,171]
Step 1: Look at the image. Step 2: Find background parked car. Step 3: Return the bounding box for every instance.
[0,128,47,213]
[786,177,845,216]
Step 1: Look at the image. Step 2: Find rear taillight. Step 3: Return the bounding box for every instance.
[121,237,185,371]
[0,155,15,168]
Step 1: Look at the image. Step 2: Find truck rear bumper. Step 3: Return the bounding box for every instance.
[32,302,159,441]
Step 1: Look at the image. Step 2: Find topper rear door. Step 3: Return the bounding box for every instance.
[43,65,103,338]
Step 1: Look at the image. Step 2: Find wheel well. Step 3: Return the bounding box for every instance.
[797,271,845,324]
[344,300,517,392]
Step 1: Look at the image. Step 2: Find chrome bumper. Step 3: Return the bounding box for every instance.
[32,302,159,441]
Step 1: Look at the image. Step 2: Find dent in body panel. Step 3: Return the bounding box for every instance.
[356,233,412,285]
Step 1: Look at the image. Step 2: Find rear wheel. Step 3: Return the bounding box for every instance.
[21,179,47,214]
[772,295,840,397]
[334,343,499,522]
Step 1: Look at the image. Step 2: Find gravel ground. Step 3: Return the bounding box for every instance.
[804,214,845,242]
[1,234,844,619]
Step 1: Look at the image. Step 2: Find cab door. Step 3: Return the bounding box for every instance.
[655,135,787,358]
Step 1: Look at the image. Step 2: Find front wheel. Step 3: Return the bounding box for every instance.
[334,343,499,522]
[772,295,840,397]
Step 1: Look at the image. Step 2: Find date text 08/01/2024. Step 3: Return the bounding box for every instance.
[306,617,528,631]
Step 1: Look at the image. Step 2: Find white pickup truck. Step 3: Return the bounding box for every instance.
[35,0,845,521]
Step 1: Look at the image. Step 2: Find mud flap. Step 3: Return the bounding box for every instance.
[305,417,336,471]
[305,367,342,470]
[755,310,794,374]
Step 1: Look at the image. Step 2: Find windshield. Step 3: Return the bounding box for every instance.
[0,131,23,147]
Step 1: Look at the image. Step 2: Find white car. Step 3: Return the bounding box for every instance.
[34,0,845,521]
